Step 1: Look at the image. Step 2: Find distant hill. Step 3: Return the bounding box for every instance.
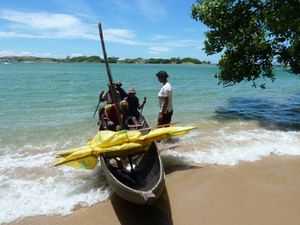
[0,56,211,64]
[0,56,60,63]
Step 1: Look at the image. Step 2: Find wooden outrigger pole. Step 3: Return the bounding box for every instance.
[98,22,125,129]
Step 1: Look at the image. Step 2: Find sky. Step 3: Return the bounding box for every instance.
[0,0,220,63]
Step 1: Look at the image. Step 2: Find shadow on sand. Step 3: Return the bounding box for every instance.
[214,94,300,131]
[110,187,173,225]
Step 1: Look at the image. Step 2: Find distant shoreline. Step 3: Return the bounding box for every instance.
[0,56,211,65]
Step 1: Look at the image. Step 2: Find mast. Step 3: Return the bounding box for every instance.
[98,22,125,129]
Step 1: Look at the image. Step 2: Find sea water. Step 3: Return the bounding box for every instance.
[0,62,300,223]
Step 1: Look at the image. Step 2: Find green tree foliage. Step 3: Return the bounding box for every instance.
[117,57,209,64]
[181,57,202,64]
[107,57,119,63]
[192,0,300,87]
[0,56,210,64]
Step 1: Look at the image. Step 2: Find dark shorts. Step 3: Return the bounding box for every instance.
[158,110,173,126]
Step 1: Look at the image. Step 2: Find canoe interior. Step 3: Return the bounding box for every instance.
[103,142,161,191]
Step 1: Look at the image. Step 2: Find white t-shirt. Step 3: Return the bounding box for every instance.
[158,82,173,113]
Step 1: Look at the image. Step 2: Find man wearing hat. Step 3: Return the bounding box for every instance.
[125,87,146,125]
[100,83,121,104]
[115,80,128,100]
[156,71,173,127]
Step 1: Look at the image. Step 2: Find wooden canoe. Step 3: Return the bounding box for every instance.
[99,114,165,204]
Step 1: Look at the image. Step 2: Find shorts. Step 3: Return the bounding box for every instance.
[158,110,173,126]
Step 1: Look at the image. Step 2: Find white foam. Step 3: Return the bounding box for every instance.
[1,127,299,224]
[162,129,300,167]
[0,159,110,224]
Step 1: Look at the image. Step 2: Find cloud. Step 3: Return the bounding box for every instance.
[148,46,172,54]
[0,9,97,40]
[149,46,172,52]
[151,34,171,40]
[0,31,37,38]
[165,39,202,48]
[53,0,96,18]
[0,10,80,29]
[0,50,51,57]
[109,0,133,11]
[136,0,167,21]
[108,0,167,21]
[0,29,96,40]
[146,38,202,55]
[0,9,142,44]
[104,28,141,45]
[68,53,84,57]
[0,9,203,55]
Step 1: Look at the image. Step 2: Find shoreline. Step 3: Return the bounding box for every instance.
[0,56,211,65]
[8,155,300,225]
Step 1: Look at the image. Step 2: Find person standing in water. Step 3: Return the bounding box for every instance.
[155,71,173,127]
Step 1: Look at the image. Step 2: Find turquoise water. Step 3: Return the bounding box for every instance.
[0,62,300,223]
[1,63,299,149]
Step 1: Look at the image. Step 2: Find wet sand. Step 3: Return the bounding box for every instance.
[9,155,300,225]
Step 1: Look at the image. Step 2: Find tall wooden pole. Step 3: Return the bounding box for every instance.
[98,22,125,129]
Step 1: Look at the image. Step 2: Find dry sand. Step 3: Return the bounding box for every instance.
[9,155,300,225]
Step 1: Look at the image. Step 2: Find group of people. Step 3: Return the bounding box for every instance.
[97,70,173,131]
[98,81,146,130]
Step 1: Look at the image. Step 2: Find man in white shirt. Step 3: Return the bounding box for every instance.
[156,71,173,127]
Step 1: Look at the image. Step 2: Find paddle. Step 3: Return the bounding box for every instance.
[131,122,179,132]
[140,97,147,114]
[156,122,178,128]
[93,91,104,118]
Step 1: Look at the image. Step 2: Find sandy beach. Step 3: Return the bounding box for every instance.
[9,155,300,225]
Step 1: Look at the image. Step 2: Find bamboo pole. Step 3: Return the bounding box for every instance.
[98,22,125,129]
